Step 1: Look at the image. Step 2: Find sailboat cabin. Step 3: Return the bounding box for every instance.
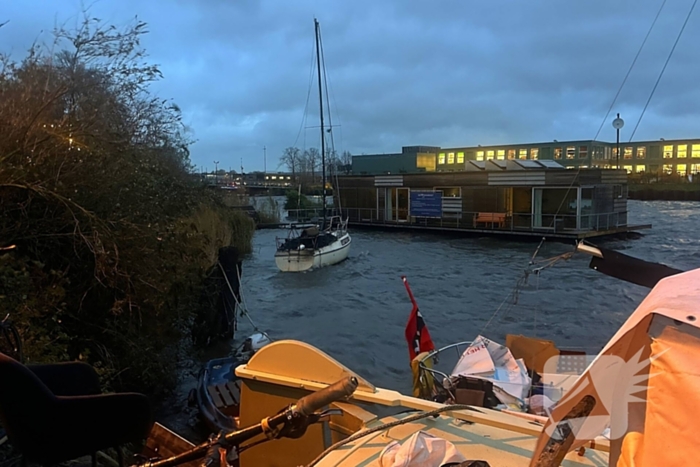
[330,161,647,239]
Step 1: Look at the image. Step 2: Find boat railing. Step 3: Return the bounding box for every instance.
[417,341,473,402]
[285,207,631,233]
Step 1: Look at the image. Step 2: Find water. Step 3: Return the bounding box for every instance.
[160,200,700,440]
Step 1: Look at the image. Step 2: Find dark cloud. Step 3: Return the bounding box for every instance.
[2,0,699,171]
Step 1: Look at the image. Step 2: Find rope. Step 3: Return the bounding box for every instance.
[592,0,668,141]
[217,261,269,340]
[304,404,474,467]
[629,0,698,141]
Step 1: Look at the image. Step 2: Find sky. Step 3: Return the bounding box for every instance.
[2,0,700,172]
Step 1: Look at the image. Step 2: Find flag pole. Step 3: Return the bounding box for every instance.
[401,275,418,308]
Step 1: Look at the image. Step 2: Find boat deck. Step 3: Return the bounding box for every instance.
[347,219,652,240]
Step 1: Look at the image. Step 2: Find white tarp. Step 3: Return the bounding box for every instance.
[379,431,466,467]
[451,335,532,403]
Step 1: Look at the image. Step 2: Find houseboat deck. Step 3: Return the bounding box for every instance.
[286,207,651,240]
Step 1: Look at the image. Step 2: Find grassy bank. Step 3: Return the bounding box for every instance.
[0,15,254,396]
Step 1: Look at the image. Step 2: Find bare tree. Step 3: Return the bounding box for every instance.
[340,150,352,174]
[278,147,300,180]
[305,147,320,183]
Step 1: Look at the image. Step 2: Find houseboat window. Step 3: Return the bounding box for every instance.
[486,150,495,160]
[536,188,577,229]
[636,165,646,173]
[438,153,446,164]
[663,145,673,158]
[693,144,700,158]
[691,164,700,174]
[636,147,646,159]
[677,164,687,176]
[457,152,465,163]
[447,152,455,164]
[530,148,539,159]
[476,151,485,161]
[554,147,562,159]
[677,144,687,158]
[580,187,594,228]
[507,149,516,160]
[663,164,673,174]
[579,146,588,159]
[519,149,527,159]
[497,149,505,160]
[435,187,461,198]
[624,147,633,159]
[566,147,576,159]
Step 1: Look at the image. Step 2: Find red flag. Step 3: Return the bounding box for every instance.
[402,276,435,362]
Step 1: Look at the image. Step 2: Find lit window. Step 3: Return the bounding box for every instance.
[677,164,687,176]
[579,146,588,159]
[637,147,646,159]
[678,145,688,158]
[519,149,527,159]
[554,148,562,159]
[486,150,495,160]
[636,165,646,173]
[447,152,455,164]
[692,144,700,158]
[622,147,632,159]
[457,152,464,163]
[566,166,575,169]
[566,147,576,159]
[476,151,484,161]
[623,165,633,173]
[691,164,700,174]
[663,164,673,174]
[530,148,539,160]
[507,149,515,160]
[438,153,446,164]
[663,145,673,158]
[496,149,505,160]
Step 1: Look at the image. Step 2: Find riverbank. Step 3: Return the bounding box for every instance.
[629,182,700,201]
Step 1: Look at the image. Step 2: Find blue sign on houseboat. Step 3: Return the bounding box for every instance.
[410,191,442,218]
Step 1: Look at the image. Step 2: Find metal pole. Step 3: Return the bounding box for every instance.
[263,146,266,174]
[616,113,620,169]
[214,160,219,185]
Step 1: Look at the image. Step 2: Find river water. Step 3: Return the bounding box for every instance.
[160,199,700,441]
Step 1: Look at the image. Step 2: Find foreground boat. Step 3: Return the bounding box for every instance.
[141,265,699,466]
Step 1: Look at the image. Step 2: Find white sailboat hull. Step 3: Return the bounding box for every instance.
[275,232,351,272]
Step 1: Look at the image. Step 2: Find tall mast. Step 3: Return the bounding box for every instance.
[315,18,326,228]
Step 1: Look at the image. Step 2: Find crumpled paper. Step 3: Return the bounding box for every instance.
[379,431,467,467]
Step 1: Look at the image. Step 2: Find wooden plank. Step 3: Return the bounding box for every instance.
[225,380,240,401]
[207,385,226,409]
[217,382,235,407]
[142,423,199,467]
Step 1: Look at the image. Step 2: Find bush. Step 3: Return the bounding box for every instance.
[0,14,254,395]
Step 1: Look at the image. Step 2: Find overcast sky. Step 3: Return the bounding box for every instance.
[3,0,699,172]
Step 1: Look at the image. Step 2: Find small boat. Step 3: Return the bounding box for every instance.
[274,19,351,273]
[188,332,271,434]
[274,217,351,272]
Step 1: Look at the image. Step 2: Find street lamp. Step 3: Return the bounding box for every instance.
[612,113,624,169]
[214,160,219,185]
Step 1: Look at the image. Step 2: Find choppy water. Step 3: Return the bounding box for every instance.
[160,200,700,441]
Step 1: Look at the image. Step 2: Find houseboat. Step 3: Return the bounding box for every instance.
[323,160,651,240]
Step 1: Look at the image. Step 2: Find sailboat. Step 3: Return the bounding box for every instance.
[274,19,352,273]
